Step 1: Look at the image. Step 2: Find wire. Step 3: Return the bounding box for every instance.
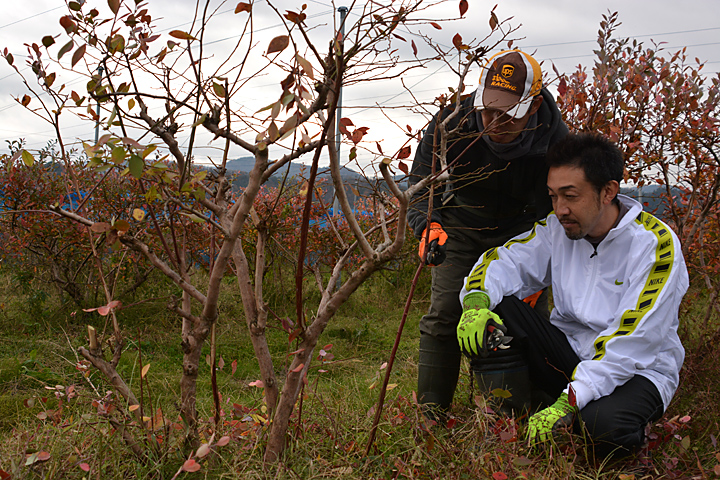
[0,6,64,30]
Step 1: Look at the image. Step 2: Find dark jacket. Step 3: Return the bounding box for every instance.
[408,88,568,240]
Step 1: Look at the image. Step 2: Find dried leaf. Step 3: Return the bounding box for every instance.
[79,463,90,472]
[216,436,230,447]
[231,359,238,375]
[108,0,120,14]
[114,219,130,232]
[141,363,150,378]
[132,209,145,221]
[234,2,251,13]
[169,30,197,41]
[128,404,140,412]
[397,145,411,159]
[90,222,112,233]
[452,33,464,51]
[58,40,74,60]
[296,54,314,80]
[267,35,289,55]
[71,44,86,67]
[459,0,468,16]
[411,39,417,56]
[489,11,498,30]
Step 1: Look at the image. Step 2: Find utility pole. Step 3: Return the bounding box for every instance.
[332,6,348,218]
[94,65,104,143]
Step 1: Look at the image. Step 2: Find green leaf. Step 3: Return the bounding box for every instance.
[69,1,82,11]
[21,150,35,166]
[111,146,126,164]
[490,388,512,399]
[191,114,207,127]
[212,82,226,98]
[128,154,144,179]
[42,36,56,48]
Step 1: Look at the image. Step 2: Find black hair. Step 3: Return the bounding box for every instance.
[545,133,625,195]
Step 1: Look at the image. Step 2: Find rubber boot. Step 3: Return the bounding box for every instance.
[470,349,531,417]
[417,333,462,422]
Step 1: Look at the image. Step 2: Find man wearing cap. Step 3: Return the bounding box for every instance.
[408,50,569,418]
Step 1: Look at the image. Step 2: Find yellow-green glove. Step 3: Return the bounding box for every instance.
[456,291,507,357]
[526,392,577,445]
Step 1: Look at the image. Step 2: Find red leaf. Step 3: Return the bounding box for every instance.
[398,161,409,175]
[231,359,238,375]
[216,436,230,447]
[430,22,442,30]
[459,0,469,17]
[492,473,507,480]
[267,35,289,54]
[568,384,577,407]
[291,363,305,373]
[234,2,251,13]
[397,145,411,160]
[182,459,201,472]
[557,77,567,97]
[339,117,354,128]
[284,10,306,24]
[351,130,364,144]
[79,463,90,472]
[452,33,463,50]
[375,142,383,154]
[60,16,77,34]
[248,379,265,388]
[0,469,11,480]
[108,0,120,14]
[37,451,51,461]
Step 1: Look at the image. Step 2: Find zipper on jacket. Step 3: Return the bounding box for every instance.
[580,242,599,320]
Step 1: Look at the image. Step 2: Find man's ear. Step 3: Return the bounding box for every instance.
[528,95,543,116]
[603,180,620,205]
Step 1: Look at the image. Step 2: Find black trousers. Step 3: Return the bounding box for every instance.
[492,296,665,457]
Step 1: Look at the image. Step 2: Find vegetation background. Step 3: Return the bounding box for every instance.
[1,1,719,479]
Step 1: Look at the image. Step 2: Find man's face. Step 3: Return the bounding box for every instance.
[547,165,613,240]
[479,96,543,144]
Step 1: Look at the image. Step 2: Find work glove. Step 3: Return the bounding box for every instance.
[456,291,507,357]
[419,222,448,266]
[526,392,577,445]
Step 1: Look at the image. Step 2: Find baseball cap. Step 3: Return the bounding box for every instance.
[474,50,543,119]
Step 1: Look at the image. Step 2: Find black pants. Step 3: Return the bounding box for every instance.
[492,296,665,457]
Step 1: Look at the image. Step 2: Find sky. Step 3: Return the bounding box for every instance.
[1,0,718,173]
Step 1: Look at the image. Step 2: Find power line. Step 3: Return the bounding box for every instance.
[0,6,64,30]
[524,26,720,49]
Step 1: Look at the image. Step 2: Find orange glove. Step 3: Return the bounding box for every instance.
[419,222,448,266]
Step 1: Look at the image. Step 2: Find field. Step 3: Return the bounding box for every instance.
[1,259,719,480]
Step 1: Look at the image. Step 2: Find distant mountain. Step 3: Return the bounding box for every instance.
[225,156,366,182]
[620,185,682,218]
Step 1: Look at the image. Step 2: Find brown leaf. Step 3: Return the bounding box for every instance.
[90,222,112,233]
[489,11,498,30]
[42,35,56,48]
[284,10,306,24]
[296,54,314,80]
[375,141,383,154]
[58,40,74,60]
[267,35,289,55]
[21,95,31,107]
[169,30,196,41]
[59,16,77,34]
[71,44,86,68]
[397,145,411,160]
[430,22,442,30]
[108,0,120,14]
[452,33,463,50]
[411,39,417,56]
[234,2,251,13]
[459,0,468,17]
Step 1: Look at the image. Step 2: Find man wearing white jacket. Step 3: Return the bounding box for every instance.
[457,133,689,457]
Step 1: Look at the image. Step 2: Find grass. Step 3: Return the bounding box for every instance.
[0,261,719,479]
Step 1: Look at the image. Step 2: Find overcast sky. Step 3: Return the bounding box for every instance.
[1,0,718,171]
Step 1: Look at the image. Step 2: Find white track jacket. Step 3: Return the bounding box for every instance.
[460,194,689,411]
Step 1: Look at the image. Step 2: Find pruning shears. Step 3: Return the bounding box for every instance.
[486,324,513,351]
